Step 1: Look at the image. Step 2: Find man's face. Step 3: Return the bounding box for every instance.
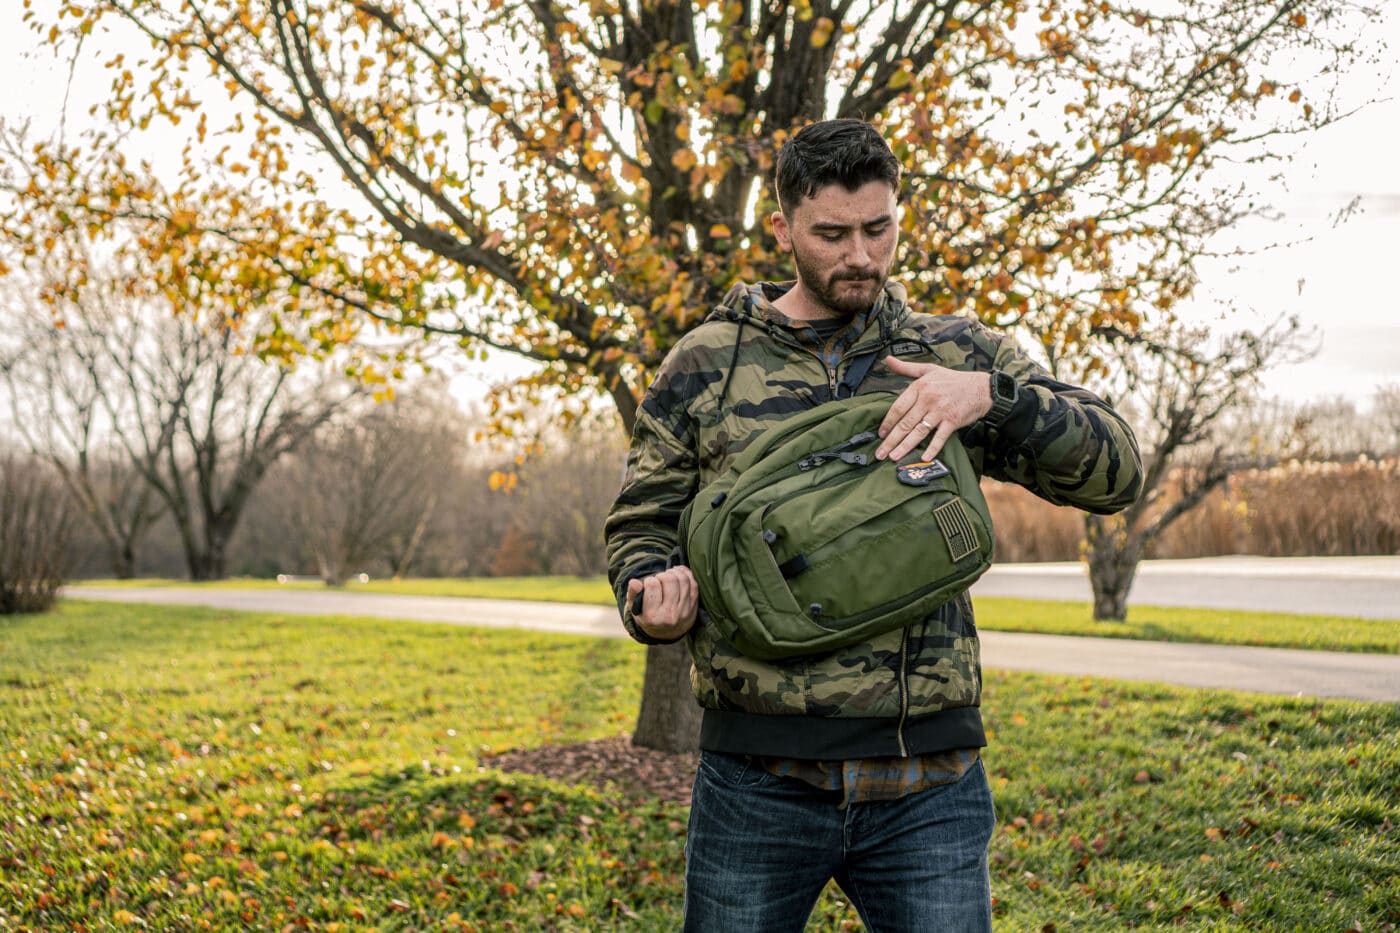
[772,180,899,318]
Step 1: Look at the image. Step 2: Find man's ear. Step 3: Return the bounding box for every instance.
[771,210,792,251]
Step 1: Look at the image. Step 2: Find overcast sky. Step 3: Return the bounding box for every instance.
[1,6,1395,410]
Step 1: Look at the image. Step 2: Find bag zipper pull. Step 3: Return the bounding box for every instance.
[798,431,879,470]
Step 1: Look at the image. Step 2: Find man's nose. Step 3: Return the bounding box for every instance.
[845,234,873,268]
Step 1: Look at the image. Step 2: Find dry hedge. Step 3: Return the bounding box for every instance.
[0,453,75,614]
[984,456,1400,561]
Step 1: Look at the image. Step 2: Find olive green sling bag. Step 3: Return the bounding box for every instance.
[674,350,995,661]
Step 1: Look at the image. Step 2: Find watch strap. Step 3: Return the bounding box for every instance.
[986,370,1017,427]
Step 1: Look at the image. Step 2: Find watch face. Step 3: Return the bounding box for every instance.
[988,371,1016,425]
[992,371,1015,401]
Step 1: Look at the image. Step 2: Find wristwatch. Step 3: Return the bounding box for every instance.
[985,370,1018,427]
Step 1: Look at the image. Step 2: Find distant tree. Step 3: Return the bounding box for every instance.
[1083,316,1315,620]
[418,465,501,578]
[504,419,627,577]
[223,459,307,578]
[288,388,467,585]
[0,279,165,578]
[20,279,357,581]
[1367,383,1400,455]
[141,314,357,580]
[1282,396,1377,460]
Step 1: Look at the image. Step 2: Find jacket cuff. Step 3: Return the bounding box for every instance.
[986,386,1038,450]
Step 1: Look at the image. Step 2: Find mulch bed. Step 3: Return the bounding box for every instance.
[483,736,699,805]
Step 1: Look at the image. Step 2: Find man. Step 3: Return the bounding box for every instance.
[604,119,1142,931]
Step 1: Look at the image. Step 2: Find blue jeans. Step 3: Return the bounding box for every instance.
[683,751,995,932]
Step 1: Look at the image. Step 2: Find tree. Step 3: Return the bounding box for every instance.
[137,312,358,580]
[1082,316,1315,620]
[9,0,1370,748]
[7,270,357,581]
[287,387,467,585]
[1374,383,1400,455]
[499,418,626,577]
[0,279,166,578]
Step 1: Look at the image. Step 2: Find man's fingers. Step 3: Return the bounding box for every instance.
[883,419,935,462]
[879,401,926,457]
[645,574,666,617]
[628,568,700,640]
[679,567,699,619]
[923,421,956,461]
[662,567,696,619]
[883,355,931,378]
[878,406,936,460]
[636,569,687,622]
[878,358,927,438]
[878,396,913,440]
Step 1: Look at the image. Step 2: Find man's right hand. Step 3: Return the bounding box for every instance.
[627,566,699,641]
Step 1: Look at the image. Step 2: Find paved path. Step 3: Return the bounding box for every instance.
[69,578,1400,703]
[976,555,1400,620]
[71,587,624,640]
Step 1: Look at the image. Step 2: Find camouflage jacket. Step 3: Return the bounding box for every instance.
[604,281,1143,760]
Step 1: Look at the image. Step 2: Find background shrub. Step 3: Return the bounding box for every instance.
[0,452,75,613]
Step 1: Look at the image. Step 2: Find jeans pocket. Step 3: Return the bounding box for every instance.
[698,750,780,788]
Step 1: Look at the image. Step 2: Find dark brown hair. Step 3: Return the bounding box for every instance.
[774,119,902,212]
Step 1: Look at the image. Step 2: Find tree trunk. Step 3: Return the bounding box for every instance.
[389,500,435,580]
[631,642,702,753]
[110,542,137,580]
[313,545,344,586]
[1088,559,1134,621]
[1083,514,1143,622]
[189,528,231,581]
[189,551,217,581]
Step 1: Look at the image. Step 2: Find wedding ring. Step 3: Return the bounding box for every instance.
[918,419,933,429]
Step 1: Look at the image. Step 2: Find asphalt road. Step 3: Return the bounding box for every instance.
[69,557,1400,702]
[975,555,1400,620]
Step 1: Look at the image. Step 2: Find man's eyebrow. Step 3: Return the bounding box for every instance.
[810,214,893,232]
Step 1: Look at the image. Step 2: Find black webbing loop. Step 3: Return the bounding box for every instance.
[778,554,811,578]
[834,342,885,399]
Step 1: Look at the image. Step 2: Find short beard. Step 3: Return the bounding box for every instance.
[792,246,887,319]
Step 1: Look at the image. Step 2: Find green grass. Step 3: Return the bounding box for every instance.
[72,574,1400,654]
[2,601,1397,931]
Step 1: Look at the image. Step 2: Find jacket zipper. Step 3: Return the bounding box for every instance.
[763,320,887,399]
[822,333,840,396]
[896,628,910,757]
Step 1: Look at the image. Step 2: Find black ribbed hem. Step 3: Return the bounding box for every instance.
[700,706,986,760]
